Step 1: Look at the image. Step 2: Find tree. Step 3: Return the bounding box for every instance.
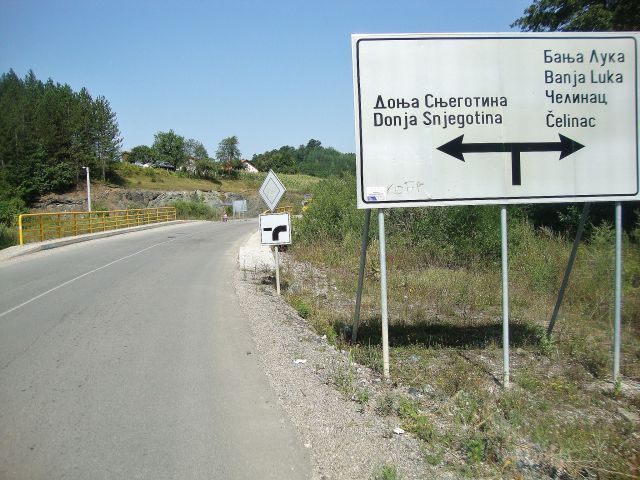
[252,145,298,174]
[0,69,125,217]
[152,130,186,169]
[185,138,208,160]
[92,95,122,181]
[215,136,241,176]
[512,0,640,31]
[128,145,157,165]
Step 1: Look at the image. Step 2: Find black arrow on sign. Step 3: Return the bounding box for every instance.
[437,134,585,185]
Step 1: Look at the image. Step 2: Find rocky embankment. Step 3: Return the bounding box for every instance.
[31,185,258,214]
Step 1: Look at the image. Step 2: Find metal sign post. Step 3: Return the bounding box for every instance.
[258,171,288,294]
[378,209,390,378]
[259,212,291,295]
[274,247,281,295]
[83,166,91,212]
[547,202,591,336]
[501,206,510,388]
[352,209,372,343]
[613,202,623,384]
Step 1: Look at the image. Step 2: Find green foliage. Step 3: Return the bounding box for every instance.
[294,174,363,244]
[375,391,396,416]
[215,136,243,178]
[0,224,18,249]
[251,139,355,177]
[372,464,401,480]
[127,145,157,165]
[465,434,486,463]
[251,145,298,174]
[332,361,355,396]
[388,206,510,266]
[512,0,639,32]
[153,130,186,170]
[290,297,311,319]
[185,138,208,160]
[397,397,436,442]
[355,389,370,405]
[171,197,220,221]
[0,69,121,219]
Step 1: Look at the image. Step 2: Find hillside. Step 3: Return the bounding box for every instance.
[32,163,321,215]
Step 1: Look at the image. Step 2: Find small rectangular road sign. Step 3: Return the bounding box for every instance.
[259,213,292,245]
[352,32,640,208]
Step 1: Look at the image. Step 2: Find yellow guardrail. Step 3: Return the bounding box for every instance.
[18,207,177,245]
[262,206,293,215]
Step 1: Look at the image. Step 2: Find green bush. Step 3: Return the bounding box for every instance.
[293,174,533,266]
[0,195,26,226]
[0,224,18,249]
[171,198,220,221]
[294,174,363,244]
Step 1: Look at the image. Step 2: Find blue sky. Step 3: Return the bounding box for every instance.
[0,0,532,158]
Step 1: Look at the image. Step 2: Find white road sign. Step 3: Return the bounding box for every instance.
[352,32,640,208]
[259,212,292,245]
[259,170,286,212]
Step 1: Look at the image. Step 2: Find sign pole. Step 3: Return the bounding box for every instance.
[613,202,623,384]
[378,209,390,378]
[352,209,372,343]
[547,202,591,337]
[83,166,91,212]
[501,206,510,388]
[274,246,281,295]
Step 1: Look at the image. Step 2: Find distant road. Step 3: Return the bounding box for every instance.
[0,221,310,479]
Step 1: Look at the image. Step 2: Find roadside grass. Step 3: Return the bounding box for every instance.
[282,220,640,478]
[171,198,221,221]
[0,223,18,249]
[112,164,319,215]
[372,463,402,480]
[115,163,319,193]
[114,162,222,191]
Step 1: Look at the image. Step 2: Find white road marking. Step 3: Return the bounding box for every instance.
[0,228,207,319]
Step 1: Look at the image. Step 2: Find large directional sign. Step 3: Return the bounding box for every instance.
[259,212,292,245]
[352,33,640,208]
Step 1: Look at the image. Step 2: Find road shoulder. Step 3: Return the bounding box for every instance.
[235,235,434,480]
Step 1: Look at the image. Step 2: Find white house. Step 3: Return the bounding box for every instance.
[241,160,259,173]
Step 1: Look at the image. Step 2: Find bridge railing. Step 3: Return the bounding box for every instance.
[18,207,177,245]
[261,206,293,216]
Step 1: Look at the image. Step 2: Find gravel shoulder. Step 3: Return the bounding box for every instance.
[236,232,446,480]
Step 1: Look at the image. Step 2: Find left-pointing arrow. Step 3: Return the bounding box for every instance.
[437,134,585,185]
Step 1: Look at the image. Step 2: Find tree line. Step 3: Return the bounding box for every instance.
[251,139,355,177]
[126,132,243,180]
[0,70,122,223]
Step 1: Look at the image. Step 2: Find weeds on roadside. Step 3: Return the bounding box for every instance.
[372,463,401,480]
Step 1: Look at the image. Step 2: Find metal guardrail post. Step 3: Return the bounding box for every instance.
[18,214,24,245]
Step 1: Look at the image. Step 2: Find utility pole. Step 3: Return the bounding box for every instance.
[83,167,92,212]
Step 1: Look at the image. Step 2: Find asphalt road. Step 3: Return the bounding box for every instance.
[0,221,311,479]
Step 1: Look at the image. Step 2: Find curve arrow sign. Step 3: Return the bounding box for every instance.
[437,134,585,185]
